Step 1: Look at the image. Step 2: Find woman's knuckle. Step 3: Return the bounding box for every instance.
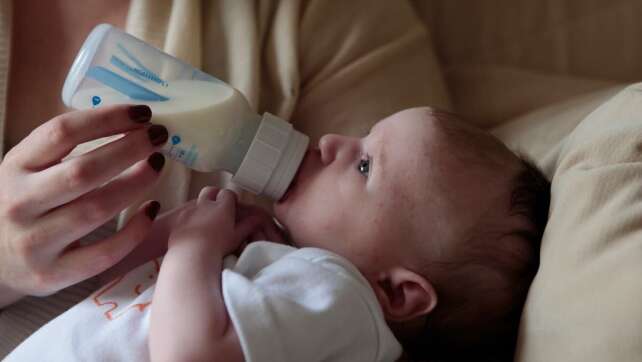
[14,241,37,267]
[85,203,112,223]
[16,233,48,263]
[2,196,27,221]
[73,202,110,225]
[47,116,74,144]
[0,184,7,204]
[0,183,26,221]
[31,269,59,294]
[65,161,95,189]
[2,147,19,166]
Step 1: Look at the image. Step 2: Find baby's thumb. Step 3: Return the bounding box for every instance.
[236,214,265,243]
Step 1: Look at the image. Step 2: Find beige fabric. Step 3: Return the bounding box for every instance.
[411,2,642,361]
[492,86,626,176]
[493,84,642,362]
[411,0,642,126]
[414,0,642,81]
[444,65,619,129]
[0,0,450,357]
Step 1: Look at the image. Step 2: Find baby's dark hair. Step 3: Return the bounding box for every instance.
[403,154,551,362]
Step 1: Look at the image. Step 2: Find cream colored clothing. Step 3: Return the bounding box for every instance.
[0,0,450,357]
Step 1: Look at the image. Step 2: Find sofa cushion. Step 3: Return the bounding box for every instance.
[493,84,642,362]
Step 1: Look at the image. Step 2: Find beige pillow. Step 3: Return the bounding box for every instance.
[493,84,642,362]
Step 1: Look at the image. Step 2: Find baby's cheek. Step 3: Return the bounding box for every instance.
[298,210,343,249]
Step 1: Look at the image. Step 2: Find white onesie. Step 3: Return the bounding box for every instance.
[5,241,402,362]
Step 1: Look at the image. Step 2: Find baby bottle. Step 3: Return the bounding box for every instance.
[61,24,309,201]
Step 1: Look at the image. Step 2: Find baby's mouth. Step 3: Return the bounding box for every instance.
[278,178,296,203]
[277,148,311,204]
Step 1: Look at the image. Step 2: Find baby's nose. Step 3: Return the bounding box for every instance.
[318,134,341,165]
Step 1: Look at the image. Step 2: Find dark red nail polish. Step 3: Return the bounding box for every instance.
[147,152,165,172]
[128,105,152,123]
[145,201,161,220]
[148,125,168,146]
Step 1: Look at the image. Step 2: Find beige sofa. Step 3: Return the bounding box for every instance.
[413,1,642,361]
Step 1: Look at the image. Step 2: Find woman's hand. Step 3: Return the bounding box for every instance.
[0,104,168,306]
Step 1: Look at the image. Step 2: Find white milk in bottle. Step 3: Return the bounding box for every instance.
[63,24,309,200]
[71,80,260,173]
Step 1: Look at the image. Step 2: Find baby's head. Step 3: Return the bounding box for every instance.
[274,107,550,359]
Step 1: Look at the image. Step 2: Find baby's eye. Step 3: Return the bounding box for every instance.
[357,155,371,177]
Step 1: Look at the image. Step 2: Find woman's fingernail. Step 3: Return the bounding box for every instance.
[148,125,168,146]
[147,152,165,173]
[145,201,161,220]
[128,105,152,123]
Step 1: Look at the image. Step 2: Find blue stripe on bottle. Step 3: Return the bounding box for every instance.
[116,44,167,84]
[110,55,167,86]
[87,66,169,101]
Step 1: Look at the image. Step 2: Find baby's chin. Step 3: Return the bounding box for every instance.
[272,215,296,246]
[273,198,299,233]
[283,232,298,248]
[272,199,316,249]
[272,204,287,231]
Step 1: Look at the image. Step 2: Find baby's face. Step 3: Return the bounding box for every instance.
[273,108,512,275]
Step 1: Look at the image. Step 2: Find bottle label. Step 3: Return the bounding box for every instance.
[164,133,199,167]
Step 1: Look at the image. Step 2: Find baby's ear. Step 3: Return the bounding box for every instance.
[371,267,437,322]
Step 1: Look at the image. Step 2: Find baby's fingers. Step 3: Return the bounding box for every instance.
[196,186,221,204]
[237,204,286,244]
[235,214,266,246]
[54,200,160,287]
[197,187,237,217]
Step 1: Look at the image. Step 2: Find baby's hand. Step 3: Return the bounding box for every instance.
[168,187,262,256]
[236,203,287,245]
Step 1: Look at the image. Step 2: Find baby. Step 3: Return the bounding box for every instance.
[150,107,551,361]
[5,107,550,362]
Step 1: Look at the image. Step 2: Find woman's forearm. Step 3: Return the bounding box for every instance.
[149,241,239,361]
